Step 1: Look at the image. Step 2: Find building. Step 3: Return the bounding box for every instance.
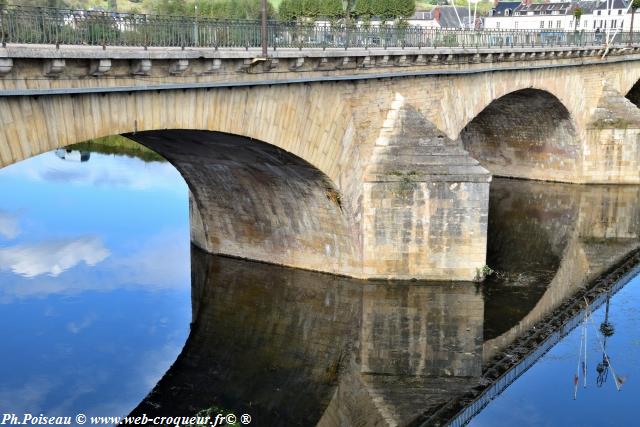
[575,0,629,32]
[485,1,575,30]
[406,7,475,29]
[484,0,631,31]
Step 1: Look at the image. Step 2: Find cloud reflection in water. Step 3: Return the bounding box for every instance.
[0,236,109,278]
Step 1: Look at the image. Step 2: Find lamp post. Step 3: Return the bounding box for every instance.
[261,0,268,57]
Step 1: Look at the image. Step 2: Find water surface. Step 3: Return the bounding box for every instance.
[0,143,191,418]
[0,140,639,427]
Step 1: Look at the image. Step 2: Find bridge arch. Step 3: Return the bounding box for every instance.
[459,88,581,182]
[0,88,363,276]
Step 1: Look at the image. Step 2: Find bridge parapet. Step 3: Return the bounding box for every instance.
[1,44,640,94]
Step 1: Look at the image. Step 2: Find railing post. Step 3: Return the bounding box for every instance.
[260,0,267,56]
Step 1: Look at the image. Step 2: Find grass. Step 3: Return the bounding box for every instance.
[67,135,166,163]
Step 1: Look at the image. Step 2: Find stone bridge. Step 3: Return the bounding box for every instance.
[1,41,640,280]
[126,178,640,427]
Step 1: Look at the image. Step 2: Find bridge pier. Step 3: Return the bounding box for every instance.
[583,85,640,183]
[363,96,491,280]
[128,122,490,281]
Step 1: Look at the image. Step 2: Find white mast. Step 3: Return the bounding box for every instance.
[448,0,464,28]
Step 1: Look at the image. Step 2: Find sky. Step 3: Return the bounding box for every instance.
[0,149,192,418]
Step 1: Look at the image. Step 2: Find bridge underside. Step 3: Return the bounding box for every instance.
[460,89,581,183]
[125,126,491,281]
[127,130,361,277]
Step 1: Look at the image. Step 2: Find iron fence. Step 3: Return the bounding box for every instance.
[0,5,636,50]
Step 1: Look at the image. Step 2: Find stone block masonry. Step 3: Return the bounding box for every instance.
[2,48,640,280]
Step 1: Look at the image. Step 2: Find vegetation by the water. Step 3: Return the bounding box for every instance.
[474,264,495,282]
[67,135,166,163]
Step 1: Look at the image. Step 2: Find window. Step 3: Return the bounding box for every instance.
[604,20,607,29]
[515,21,519,29]
[593,20,596,29]
[612,20,616,28]
[540,20,545,28]
[622,20,624,28]
[619,10,623,15]
[505,8,511,16]
[597,10,601,16]
[584,20,588,28]
[496,21,500,28]
[548,20,553,28]
[556,20,561,28]
[600,19,604,27]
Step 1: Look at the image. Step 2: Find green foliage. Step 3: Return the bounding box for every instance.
[474,265,494,282]
[573,7,583,19]
[353,0,374,18]
[144,0,277,19]
[279,0,343,20]
[353,0,414,19]
[320,0,343,17]
[67,135,166,163]
[633,0,640,10]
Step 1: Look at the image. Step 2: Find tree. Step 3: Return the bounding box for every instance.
[353,0,374,18]
[573,7,582,32]
[353,0,413,20]
[632,0,640,45]
[320,0,343,18]
[279,0,305,21]
[303,0,321,18]
[396,0,415,18]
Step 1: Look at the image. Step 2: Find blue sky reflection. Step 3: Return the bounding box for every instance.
[0,146,191,419]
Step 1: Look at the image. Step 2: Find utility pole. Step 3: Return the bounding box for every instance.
[261,0,268,57]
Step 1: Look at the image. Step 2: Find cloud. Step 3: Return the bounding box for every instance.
[67,313,97,334]
[4,151,186,194]
[0,210,20,239]
[0,230,189,302]
[0,236,110,278]
[105,231,190,288]
[0,378,56,414]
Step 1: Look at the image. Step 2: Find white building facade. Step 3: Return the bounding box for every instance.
[484,0,632,32]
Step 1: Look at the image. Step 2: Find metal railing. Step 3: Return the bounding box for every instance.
[0,5,636,50]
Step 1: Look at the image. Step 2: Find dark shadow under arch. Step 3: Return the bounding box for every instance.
[625,79,640,107]
[460,89,581,182]
[103,129,360,276]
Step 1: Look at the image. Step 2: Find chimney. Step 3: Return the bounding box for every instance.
[434,7,441,23]
[493,0,500,7]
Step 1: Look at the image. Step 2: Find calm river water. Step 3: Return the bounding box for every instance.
[0,139,638,426]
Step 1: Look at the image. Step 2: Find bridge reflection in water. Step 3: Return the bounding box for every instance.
[128,178,640,427]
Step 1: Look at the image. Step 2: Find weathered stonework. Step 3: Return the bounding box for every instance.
[362,96,490,280]
[2,49,640,279]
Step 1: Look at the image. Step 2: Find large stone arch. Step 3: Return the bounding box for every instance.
[459,88,581,182]
[127,129,360,276]
[0,87,366,276]
[0,85,352,183]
